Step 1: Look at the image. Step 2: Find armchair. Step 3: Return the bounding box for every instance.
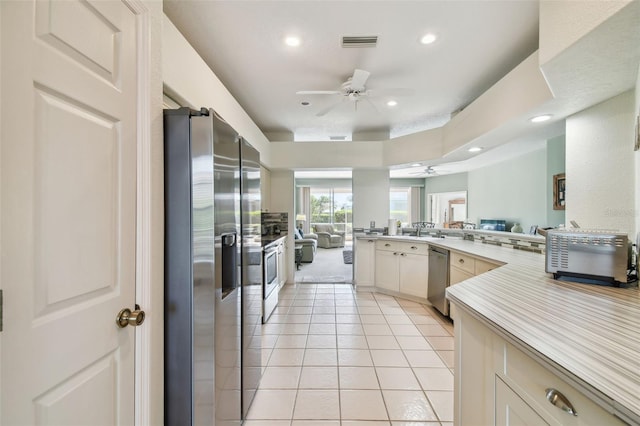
[313,224,345,248]
[294,228,317,262]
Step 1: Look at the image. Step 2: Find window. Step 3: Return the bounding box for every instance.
[390,186,422,226]
[390,187,410,223]
[308,187,353,236]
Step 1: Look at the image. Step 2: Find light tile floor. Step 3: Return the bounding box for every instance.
[246,283,455,426]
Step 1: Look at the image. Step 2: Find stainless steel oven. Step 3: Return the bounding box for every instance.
[263,245,279,322]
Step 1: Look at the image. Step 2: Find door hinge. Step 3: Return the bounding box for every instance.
[0,289,3,332]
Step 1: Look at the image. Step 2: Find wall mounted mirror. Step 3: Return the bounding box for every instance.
[427,191,467,228]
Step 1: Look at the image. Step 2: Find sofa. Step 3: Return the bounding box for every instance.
[313,224,345,248]
[294,228,317,262]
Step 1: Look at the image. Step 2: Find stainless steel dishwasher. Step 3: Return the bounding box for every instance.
[427,246,450,316]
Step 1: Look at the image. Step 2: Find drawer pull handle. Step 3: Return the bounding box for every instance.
[459,259,465,264]
[367,239,374,243]
[410,246,417,250]
[393,252,399,255]
[385,243,391,247]
[401,253,407,256]
[545,388,577,416]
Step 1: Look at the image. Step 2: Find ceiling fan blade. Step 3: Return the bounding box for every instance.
[363,97,380,114]
[316,100,344,117]
[296,90,342,95]
[367,88,415,97]
[350,69,370,91]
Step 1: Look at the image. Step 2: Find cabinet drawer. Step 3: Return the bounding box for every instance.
[450,251,475,274]
[475,259,501,275]
[398,241,429,256]
[376,240,400,252]
[504,343,625,425]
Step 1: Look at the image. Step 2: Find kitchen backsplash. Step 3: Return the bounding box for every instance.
[261,212,288,236]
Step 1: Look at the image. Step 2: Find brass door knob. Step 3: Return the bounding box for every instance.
[116,307,146,328]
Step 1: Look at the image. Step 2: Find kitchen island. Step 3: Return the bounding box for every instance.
[354,233,640,424]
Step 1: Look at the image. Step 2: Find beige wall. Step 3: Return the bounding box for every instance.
[539,0,632,65]
[162,15,272,165]
[566,90,636,235]
[352,170,390,229]
[636,62,640,241]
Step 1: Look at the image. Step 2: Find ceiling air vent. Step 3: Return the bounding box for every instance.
[342,36,378,48]
[329,136,347,141]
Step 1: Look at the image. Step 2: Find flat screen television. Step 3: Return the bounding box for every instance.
[480,219,506,231]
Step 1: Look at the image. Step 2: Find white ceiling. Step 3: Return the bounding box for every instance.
[163,0,540,143]
[164,1,639,180]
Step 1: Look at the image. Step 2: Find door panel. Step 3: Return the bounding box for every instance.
[496,377,550,426]
[34,88,119,312]
[1,0,138,423]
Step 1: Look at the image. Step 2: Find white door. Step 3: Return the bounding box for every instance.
[1,0,139,424]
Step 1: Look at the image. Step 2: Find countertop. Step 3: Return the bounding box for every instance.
[261,234,287,248]
[356,234,640,424]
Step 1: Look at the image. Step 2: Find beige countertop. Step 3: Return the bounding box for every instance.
[356,234,640,424]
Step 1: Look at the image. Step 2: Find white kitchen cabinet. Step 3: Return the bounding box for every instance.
[454,307,626,426]
[475,258,500,275]
[450,266,474,286]
[449,252,500,319]
[375,249,400,292]
[277,238,288,287]
[495,377,548,425]
[399,252,429,298]
[355,238,376,287]
[374,240,428,298]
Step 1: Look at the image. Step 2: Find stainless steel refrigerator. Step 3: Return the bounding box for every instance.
[164,107,262,425]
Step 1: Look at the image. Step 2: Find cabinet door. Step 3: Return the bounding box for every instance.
[399,253,428,298]
[375,249,399,292]
[450,266,474,285]
[476,259,501,275]
[355,238,376,286]
[280,241,288,285]
[277,242,286,286]
[496,377,550,426]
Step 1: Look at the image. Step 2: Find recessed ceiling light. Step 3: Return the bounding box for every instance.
[411,163,422,167]
[284,36,301,47]
[387,100,398,107]
[530,114,552,123]
[468,147,483,153]
[420,33,437,45]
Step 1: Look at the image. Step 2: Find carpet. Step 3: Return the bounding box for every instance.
[295,243,353,284]
[342,249,353,264]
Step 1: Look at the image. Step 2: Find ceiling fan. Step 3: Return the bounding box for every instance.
[409,166,441,176]
[296,69,413,117]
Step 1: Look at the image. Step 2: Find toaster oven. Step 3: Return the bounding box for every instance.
[545,229,629,286]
